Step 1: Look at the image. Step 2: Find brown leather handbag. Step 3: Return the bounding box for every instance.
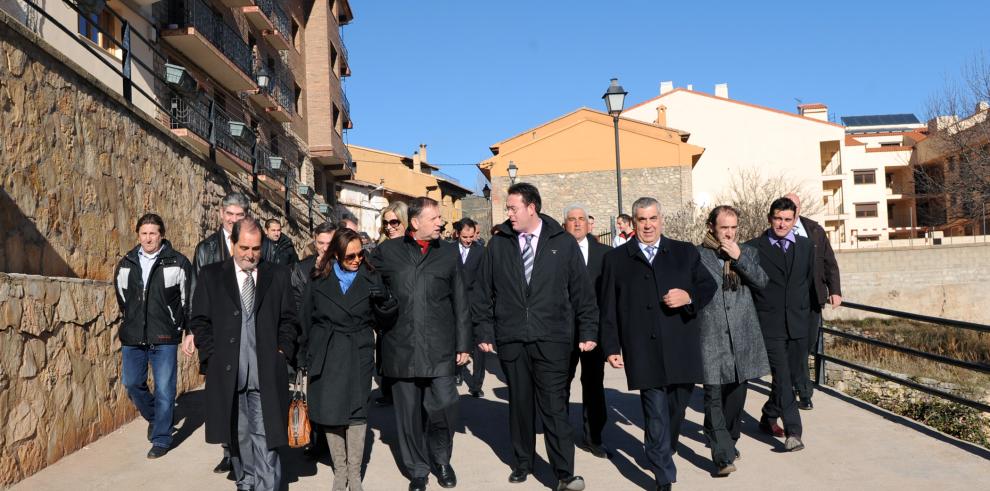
[287,370,311,448]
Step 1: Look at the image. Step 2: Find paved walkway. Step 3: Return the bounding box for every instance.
[13,357,990,490]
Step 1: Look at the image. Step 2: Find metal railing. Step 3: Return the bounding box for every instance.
[167,0,252,77]
[254,0,290,43]
[252,54,294,115]
[169,92,212,139]
[341,89,350,117]
[815,302,990,413]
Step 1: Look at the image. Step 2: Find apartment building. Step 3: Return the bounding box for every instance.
[2,0,354,214]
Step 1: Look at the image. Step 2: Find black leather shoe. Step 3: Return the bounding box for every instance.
[374,396,393,407]
[408,477,428,491]
[469,389,484,398]
[213,456,232,474]
[557,475,585,491]
[434,464,457,488]
[657,484,672,491]
[508,469,529,483]
[147,446,169,459]
[798,397,814,410]
[579,440,612,459]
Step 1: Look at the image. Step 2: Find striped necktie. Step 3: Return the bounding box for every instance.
[645,245,657,263]
[521,233,535,284]
[241,272,255,311]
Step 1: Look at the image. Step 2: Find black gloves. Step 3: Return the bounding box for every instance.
[368,285,390,303]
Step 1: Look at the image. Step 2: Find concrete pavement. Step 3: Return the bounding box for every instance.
[12,355,990,490]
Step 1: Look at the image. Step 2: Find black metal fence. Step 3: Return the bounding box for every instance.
[816,302,990,413]
[255,0,290,43]
[166,0,253,77]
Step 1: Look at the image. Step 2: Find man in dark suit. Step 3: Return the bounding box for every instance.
[453,218,487,398]
[368,197,471,491]
[562,204,612,459]
[473,184,598,491]
[600,197,717,491]
[189,217,298,491]
[784,192,842,410]
[745,197,816,452]
[188,192,277,474]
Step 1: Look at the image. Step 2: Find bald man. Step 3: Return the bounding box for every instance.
[782,193,841,410]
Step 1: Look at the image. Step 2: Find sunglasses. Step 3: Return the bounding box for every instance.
[342,251,365,262]
[383,219,402,227]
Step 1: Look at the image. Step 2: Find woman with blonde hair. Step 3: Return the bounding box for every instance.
[379,201,408,243]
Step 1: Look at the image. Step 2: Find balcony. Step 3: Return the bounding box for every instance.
[309,131,353,177]
[212,104,255,174]
[248,55,294,122]
[339,39,350,77]
[824,204,851,221]
[254,143,288,196]
[166,92,212,156]
[162,0,256,92]
[242,0,292,50]
[341,91,352,128]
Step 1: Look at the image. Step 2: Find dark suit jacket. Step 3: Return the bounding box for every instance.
[581,235,611,343]
[745,232,815,340]
[188,260,298,448]
[800,217,842,305]
[599,237,717,390]
[458,242,484,286]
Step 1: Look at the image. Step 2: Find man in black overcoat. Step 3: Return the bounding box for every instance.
[189,217,298,491]
[745,197,816,452]
[600,197,717,491]
[473,184,599,491]
[368,197,471,491]
[561,204,612,459]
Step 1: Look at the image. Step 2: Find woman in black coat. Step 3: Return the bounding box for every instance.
[299,228,397,491]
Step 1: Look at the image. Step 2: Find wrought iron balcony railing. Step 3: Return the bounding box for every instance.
[212,103,255,164]
[252,54,295,115]
[255,0,290,43]
[168,0,253,77]
[168,92,212,141]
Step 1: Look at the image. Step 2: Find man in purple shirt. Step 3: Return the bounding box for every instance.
[744,197,815,452]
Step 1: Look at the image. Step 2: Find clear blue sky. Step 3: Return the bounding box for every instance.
[342,1,990,194]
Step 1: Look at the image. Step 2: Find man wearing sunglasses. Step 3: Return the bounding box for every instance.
[369,197,471,491]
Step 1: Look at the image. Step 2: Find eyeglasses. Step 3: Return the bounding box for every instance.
[342,251,365,262]
[383,219,402,227]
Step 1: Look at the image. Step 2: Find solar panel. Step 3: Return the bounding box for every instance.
[840,114,921,127]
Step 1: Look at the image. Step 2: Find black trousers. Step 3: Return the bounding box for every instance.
[640,384,694,486]
[795,308,823,400]
[761,337,805,437]
[457,346,488,392]
[500,341,575,479]
[565,345,607,445]
[703,382,747,466]
[391,376,458,479]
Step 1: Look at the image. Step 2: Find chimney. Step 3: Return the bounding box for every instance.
[798,103,829,122]
[714,83,729,99]
[659,81,674,95]
[418,143,428,163]
[412,151,421,173]
[686,84,693,91]
[655,104,667,127]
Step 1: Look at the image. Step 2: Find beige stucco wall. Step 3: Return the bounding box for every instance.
[623,90,844,222]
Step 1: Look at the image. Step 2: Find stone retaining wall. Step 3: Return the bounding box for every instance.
[0,273,203,486]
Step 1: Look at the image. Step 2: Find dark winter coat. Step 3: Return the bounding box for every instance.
[599,237,718,390]
[368,235,471,378]
[188,260,298,449]
[298,264,398,426]
[270,234,299,266]
[472,215,599,347]
[113,240,193,345]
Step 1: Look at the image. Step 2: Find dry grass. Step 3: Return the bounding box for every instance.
[825,318,990,395]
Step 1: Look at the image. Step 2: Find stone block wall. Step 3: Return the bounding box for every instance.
[0,273,203,485]
[487,166,692,229]
[0,12,315,281]
[824,242,990,324]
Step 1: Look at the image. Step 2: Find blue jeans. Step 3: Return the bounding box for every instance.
[122,344,177,449]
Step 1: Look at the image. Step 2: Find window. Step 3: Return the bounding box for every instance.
[857,234,880,242]
[853,170,876,185]
[294,83,302,116]
[292,19,301,50]
[855,203,879,218]
[77,9,118,56]
[332,103,340,133]
[879,142,900,147]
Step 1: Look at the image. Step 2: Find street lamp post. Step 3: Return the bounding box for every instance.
[482,183,492,239]
[507,161,518,186]
[602,78,628,217]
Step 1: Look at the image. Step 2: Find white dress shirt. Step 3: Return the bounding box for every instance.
[576,237,589,266]
[637,238,661,263]
[459,243,471,264]
[234,261,258,301]
[792,218,809,238]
